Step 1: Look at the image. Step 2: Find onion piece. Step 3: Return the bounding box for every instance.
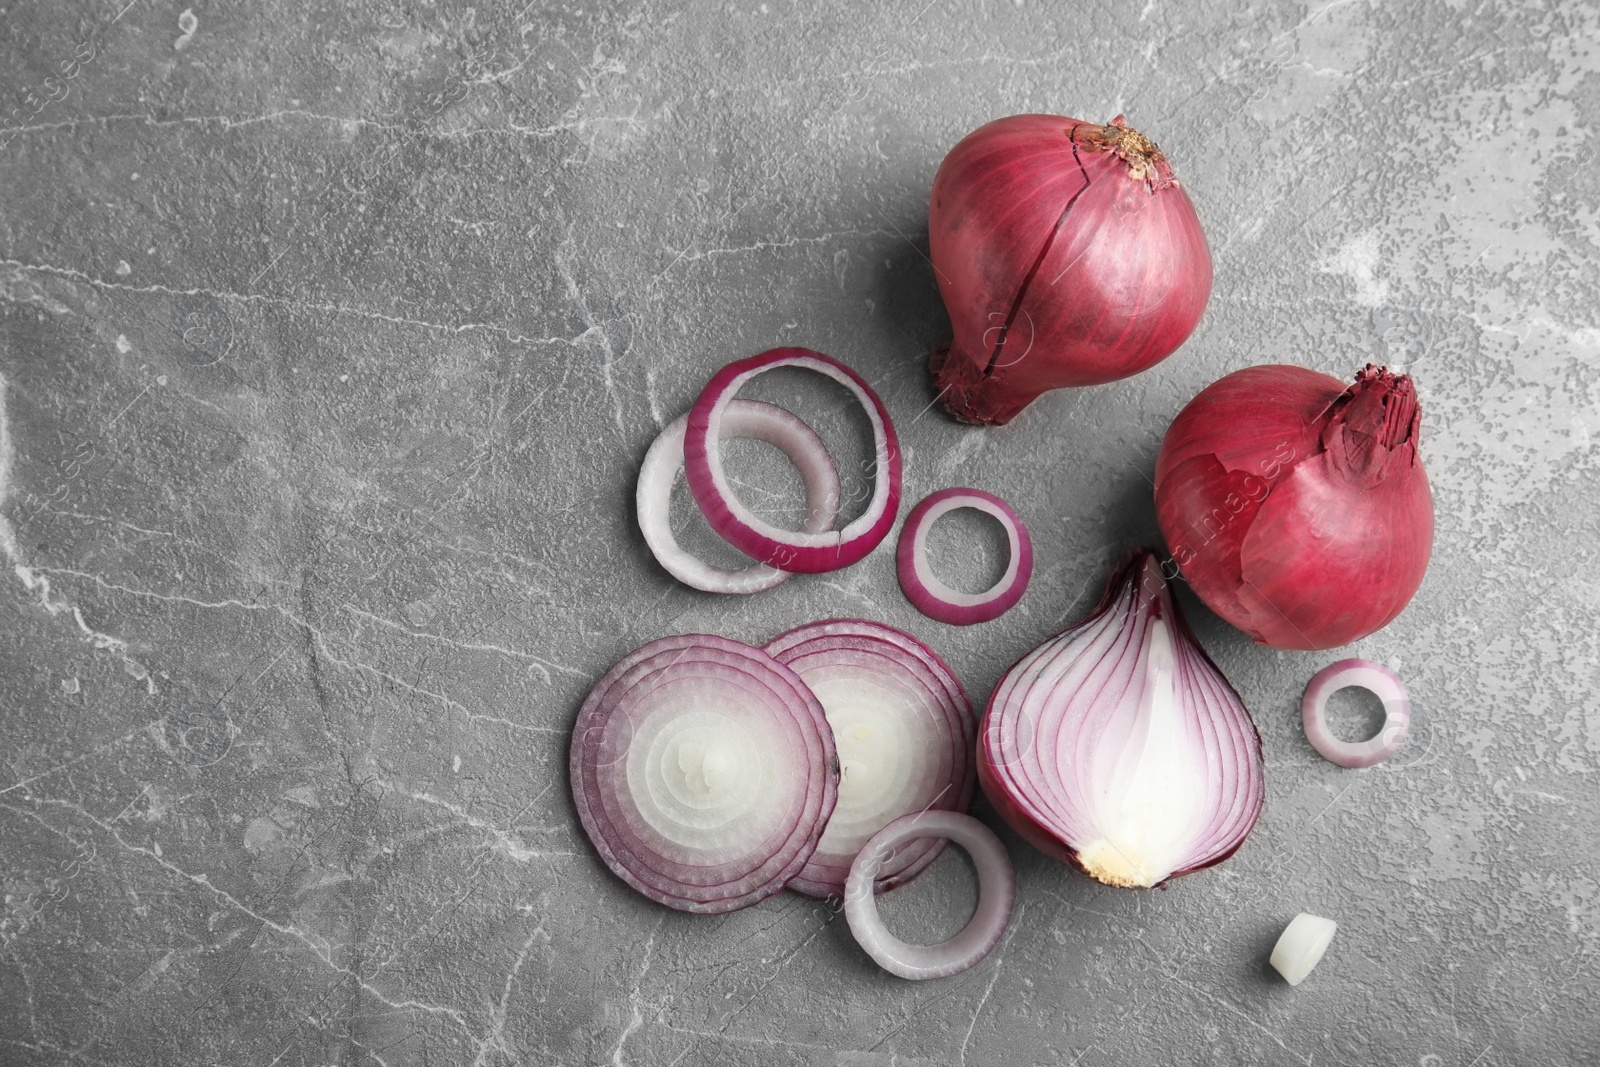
[1269,913,1338,986]
[844,810,1015,980]
[569,634,839,914]
[896,488,1033,625]
[978,550,1265,888]
[637,399,842,594]
[683,348,902,574]
[1301,659,1410,768]
[765,619,976,898]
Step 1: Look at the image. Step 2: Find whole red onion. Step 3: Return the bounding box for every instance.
[1154,365,1434,651]
[928,114,1212,426]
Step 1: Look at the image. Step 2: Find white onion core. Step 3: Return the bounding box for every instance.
[1270,912,1339,986]
[1074,619,1206,888]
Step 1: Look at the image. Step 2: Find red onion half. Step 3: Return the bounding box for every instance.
[765,619,975,898]
[929,115,1212,426]
[977,551,1264,888]
[570,634,838,913]
[685,348,902,574]
[1155,364,1433,650]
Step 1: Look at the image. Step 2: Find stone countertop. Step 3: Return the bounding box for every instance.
[1,1,1596,1064]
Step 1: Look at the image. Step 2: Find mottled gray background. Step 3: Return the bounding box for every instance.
[1,0,1596,1064]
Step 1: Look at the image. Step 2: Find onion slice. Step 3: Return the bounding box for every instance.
[896,488,1033,625]
[978,550,1265,888]
[844,810,1015,980]
[765,619,976,898]
[569,634,839,913]
[637,399,842,594]
[1270,913,1338,986]
[683,348,902,574]
[1301,659,1410,768]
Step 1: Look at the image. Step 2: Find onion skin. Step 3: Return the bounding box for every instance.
[1154,364,1434,650]
[929,115,1212,426]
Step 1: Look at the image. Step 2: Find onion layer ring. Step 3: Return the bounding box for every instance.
[683,348,901,574]
[844,810,1015,980]
[637,399,842,594]
[1301,658,1410,768]
[896,488,1032,625]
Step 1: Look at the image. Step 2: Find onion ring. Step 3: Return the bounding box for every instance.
[1301,659,1410,768]
[683,348,901,574]
[844,810,1015,980]
[896,488,1032,625]
[637,399,842,594]
[570,634,838,913]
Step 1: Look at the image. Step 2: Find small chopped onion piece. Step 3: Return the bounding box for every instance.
[637,399,842,594]
[765,619,975,898]
[1302,659,1410,768]
[683,348,902,574]
[844,810,1015,980]
[1270,913,1338,986]
[896,488,1033,625]
[570,634,838,914]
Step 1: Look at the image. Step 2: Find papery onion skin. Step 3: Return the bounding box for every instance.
[929,114,1213,426]
[1154,364,1434,651]
[976,551,1265,889]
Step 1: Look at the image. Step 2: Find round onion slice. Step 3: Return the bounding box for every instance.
[765,619,976,898]
[1301,659,1410,768]
[977,551,1265,888]
[570,634,839,914]
[683,348,902,574]
[844,810,1015,980]
[896,488,1033,625]
[637,399,843,594]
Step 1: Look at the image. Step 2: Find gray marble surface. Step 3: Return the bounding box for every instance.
[2,0,1597,1064]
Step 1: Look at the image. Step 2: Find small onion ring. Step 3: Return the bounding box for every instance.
[683,348,902,574]
[1301,659,1410,768]
[896,488,1033,625]
[570,634,838,914]
[636,400,842,594]
[844,810,1015,980]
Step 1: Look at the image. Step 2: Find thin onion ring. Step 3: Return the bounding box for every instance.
[683,348,901,574]
[637,399,842,594]
[896,488,1033,625]
[844,810,1015,980]
[1301,659,1410,768]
